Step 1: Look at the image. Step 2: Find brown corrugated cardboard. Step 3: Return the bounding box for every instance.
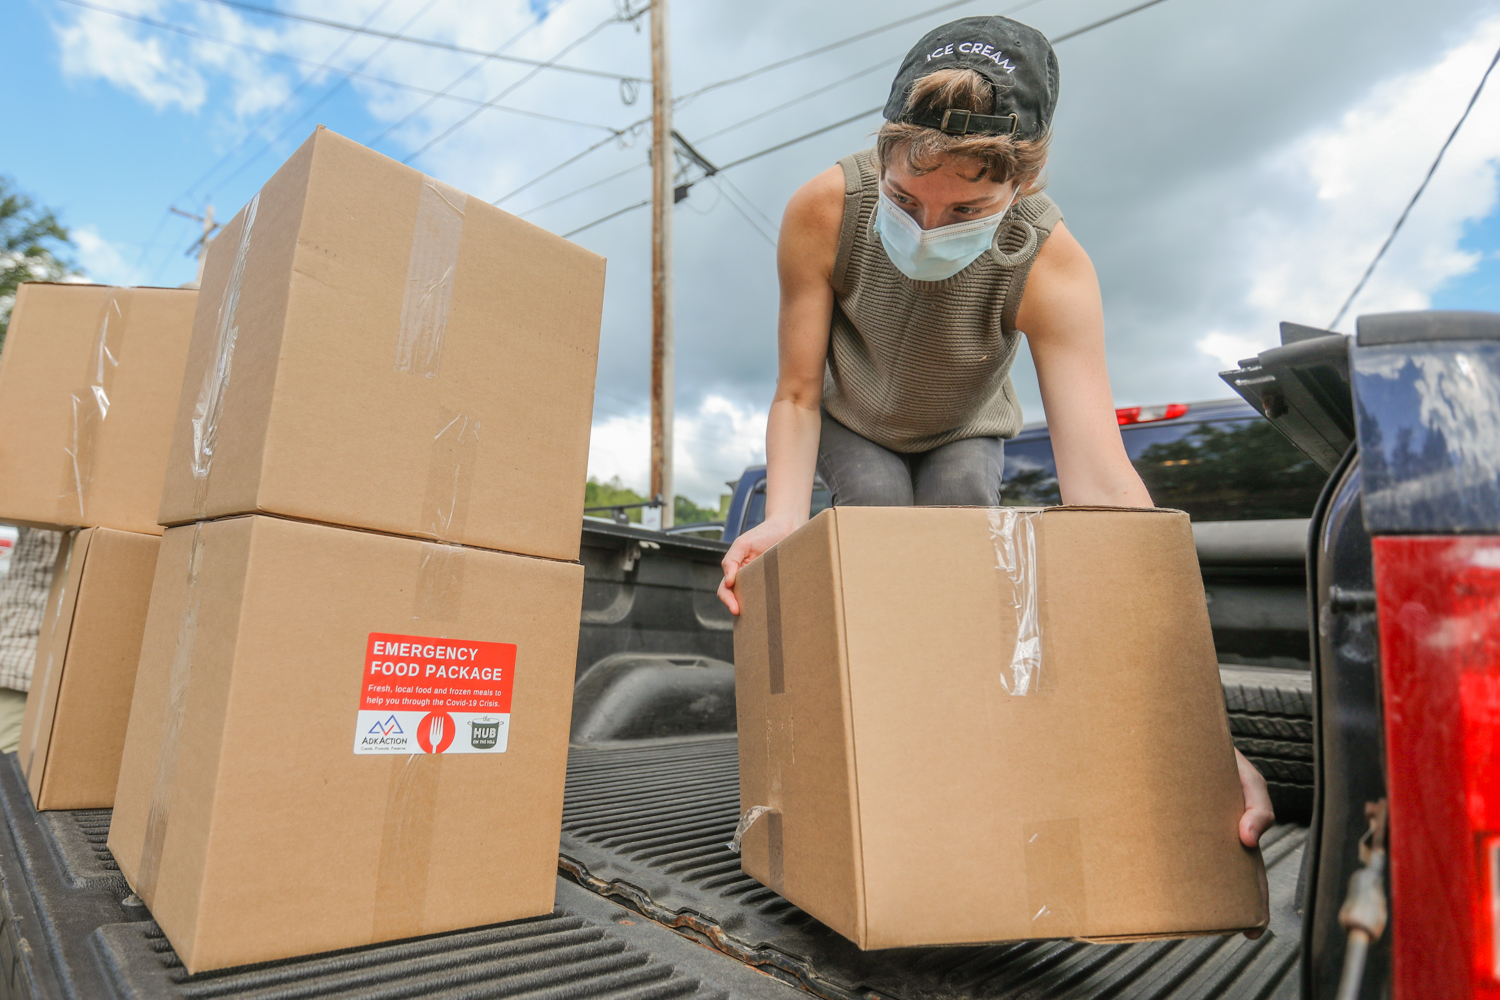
[19,527,159,810]
[110,514,583,973]
[0,284,197,534]
[155,126,605,562]
[733,506,1268,949]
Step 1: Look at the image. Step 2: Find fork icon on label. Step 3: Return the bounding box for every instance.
[417,710,455,753]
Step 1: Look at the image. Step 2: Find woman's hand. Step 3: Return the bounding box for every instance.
[1236,748,1275,848]
[718,517,799,615]
[1236,748,1275,939]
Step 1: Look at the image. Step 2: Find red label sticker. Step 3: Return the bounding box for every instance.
[354,632,516,755]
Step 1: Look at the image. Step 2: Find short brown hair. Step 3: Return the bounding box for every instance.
[876,68,1050,191]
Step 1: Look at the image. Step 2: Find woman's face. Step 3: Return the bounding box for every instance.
[880,156,1017,231]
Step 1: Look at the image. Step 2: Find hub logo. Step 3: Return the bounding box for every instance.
[416,711,456,754]
[368,715,403,737]
[469,717,501,749]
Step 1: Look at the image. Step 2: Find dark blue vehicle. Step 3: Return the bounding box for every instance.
[723,397,1330,544]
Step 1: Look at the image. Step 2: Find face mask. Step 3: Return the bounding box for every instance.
[873,188,1016,281]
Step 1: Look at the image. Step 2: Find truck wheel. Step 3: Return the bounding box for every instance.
[1220,665,1315,824]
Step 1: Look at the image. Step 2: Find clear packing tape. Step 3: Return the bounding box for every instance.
[190,192,259,513]
[395,179,467,379]
[987,507,1043,696]
[59,291,133,524]
[137,522,205,905]
[372,751,445,941]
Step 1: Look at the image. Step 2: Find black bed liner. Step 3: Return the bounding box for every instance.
[558,736,1306,1000]
[0,753,799,1000]
[0,736,1305,1000]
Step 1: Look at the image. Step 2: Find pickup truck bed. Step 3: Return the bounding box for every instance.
[0,524,1316,1000]
[0,737,1306,1000]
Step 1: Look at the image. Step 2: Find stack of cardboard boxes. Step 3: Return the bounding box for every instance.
[0,283,198,810]
[107,127,604,973]
[1,126,605,974]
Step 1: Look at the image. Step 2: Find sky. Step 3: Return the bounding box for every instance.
[3,0,1500,507]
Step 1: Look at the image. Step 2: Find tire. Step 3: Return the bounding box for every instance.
[1220,665,1315,825]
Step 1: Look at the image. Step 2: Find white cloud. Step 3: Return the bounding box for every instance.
[55,3,208,111]
[1242,15,1500,335]
[42,0,1500,432]
[1196,331,1266,371]
[587,394,768,505]
[71,226,136,285]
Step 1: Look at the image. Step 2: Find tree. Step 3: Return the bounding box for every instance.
[1,177,80,350]
[584,476,725,530]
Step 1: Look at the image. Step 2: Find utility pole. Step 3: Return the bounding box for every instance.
[648,0,674,529]
[170,200,221,288]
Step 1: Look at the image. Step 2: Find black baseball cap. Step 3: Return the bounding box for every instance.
[883,16,1059,139]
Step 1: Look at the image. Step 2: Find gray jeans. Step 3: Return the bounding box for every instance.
[816,410,1006,506]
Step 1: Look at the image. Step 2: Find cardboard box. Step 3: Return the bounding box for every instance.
[732,506,1268,949]
[110,514,583,972]
[156,127,605,562]
[0,284,197,534]
[18,527,159,810]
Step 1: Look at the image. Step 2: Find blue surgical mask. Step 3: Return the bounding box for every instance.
[874,189,1015,281]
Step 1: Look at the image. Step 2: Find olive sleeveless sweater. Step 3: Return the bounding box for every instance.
[823,148,1064,452]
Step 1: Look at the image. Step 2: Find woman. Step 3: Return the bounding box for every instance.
[717,15,1275,864]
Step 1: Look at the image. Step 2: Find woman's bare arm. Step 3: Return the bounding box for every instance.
[718,165,844,614]
[1014,220,1153,508]
[1018,223,1277,862]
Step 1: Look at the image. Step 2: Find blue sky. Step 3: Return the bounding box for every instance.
[1433,201,1500,309]
[4,0,1500,503]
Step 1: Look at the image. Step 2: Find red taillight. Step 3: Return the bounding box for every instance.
[1375,536,1500,999]
[1485,831,1500,983]
[1115,403,1189,425]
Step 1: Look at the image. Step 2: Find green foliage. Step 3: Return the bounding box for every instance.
[1,177,80,349]
[1135,419,1327,520]
[673,494,720,526]
[584,477,648,523]
[583,477,725,529]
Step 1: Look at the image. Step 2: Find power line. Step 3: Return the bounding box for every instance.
[520,162,647,217]
[709,177,777,247]
[562,199,650,238]
[493,123,650,205]
[673,0,1047,106]
[695,55,898,143]
[716,174,779,233]
[126,0,407,283]
[555,0,1182,241]
[177,0,405,204]
[552,108,879,237]
[1329,41,1500,330]
[210,0,447,195]
[718,106,881,172]
[51,0,620,132]
[187,0,645,81]
[366,0,570,149]
[1048,0,1172,42]
[402,9,628,163]
[507,56,894,218]
[484,0,1042,207]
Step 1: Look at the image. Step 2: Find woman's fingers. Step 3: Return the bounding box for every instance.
[717,577,741,616]
[1234,749,1274,939]
[718,538,754,614]
[1235,749,1276,848]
